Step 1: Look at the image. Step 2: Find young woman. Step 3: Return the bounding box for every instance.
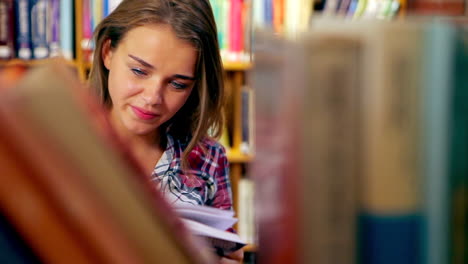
[88,0,243,263]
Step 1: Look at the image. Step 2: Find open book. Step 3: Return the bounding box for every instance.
[172,202,246,256]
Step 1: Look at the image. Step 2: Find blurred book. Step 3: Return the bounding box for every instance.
[0,60,217,264]
[0,0,14,59]
[237,178,256,245]
[251,19,468,264]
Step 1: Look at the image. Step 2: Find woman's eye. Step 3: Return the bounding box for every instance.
[170,81,187,89]
[131,68,147,76]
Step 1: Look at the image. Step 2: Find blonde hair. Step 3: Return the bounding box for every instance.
[88,0,225,169]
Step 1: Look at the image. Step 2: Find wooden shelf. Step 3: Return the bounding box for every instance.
[227,149,254,163]
[0,58,77,68]
[223,61,252,71]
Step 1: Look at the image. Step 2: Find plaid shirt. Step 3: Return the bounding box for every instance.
[151,134,233,211]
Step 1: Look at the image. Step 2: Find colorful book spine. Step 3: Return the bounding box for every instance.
[92,0,103,31]
[219,0,229,57]
[105,0,122,16]
[0,0,14,59]
[264,0,273,28]
[252,0,265,29]
[60,0,73,60]
[229,0,243,61]
[240,87,250,154]
[359,22,424,264]
[448,26,468,264]
[421,21,455,264]
[82,0,92,62]
[30,0,49,59]
[48,0,60,57]
[15,0,32,59]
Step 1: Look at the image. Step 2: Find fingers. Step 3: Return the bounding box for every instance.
[225,248,244,262]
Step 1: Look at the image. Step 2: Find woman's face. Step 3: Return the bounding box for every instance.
[103,24,198,138]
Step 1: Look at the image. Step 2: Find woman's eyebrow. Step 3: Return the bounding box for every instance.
[129,54,196,80]
[173,74,196,81]
[128,54,154,69]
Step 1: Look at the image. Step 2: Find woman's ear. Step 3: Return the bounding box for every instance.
[102,39,113,70]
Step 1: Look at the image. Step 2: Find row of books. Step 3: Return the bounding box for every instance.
[321,0,467,19]
[81,0,122,62]
[321,0,402,19]
[251,0,314,37]
[0,61,245,263]
[0,0,74,60]
[251,18,467,264]
[209,0,252,63]
[83,0,253,64]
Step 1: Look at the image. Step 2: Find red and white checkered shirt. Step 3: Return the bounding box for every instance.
[151,134,233,211]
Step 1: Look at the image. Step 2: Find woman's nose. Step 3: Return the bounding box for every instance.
[141,79,164,106]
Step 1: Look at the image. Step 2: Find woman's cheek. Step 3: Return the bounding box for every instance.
[123,79,143,98]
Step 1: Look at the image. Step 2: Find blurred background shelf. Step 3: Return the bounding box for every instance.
[0,59,77,68]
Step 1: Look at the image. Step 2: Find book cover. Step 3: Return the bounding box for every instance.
[0,0,14,59]
[15,0,32,59]
[82,0,93,63]
[30,0,49,59]
[358,21,424,264]
[421,21,456,264]
[48,0,60,57]
[251,29,301,264]
[299,30,362,264]
[448,25,468,264]
[60,0,73,60]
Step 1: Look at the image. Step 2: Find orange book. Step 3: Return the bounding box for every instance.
[273,0,284,33]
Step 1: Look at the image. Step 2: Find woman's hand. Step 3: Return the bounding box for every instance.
[219,248,244,264]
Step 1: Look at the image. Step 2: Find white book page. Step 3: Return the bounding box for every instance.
[182,219,245,245]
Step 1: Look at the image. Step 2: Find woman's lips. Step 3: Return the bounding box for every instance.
[130,106,158,120]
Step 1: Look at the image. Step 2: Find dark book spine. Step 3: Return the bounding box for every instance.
[48,0,60,57]
[0,0,14,59]
[15,0,32,59]
[30,0,49,59]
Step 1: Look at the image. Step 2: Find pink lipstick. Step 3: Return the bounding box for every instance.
[130,106,158,121]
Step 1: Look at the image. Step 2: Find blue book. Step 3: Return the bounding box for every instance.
[264,0,273,28]
[358,23,424,264]
[15,0,32,59]
[30,0,49,59]
[48,0,61,57]
[60,0,73,60]
[421,21,455,264]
